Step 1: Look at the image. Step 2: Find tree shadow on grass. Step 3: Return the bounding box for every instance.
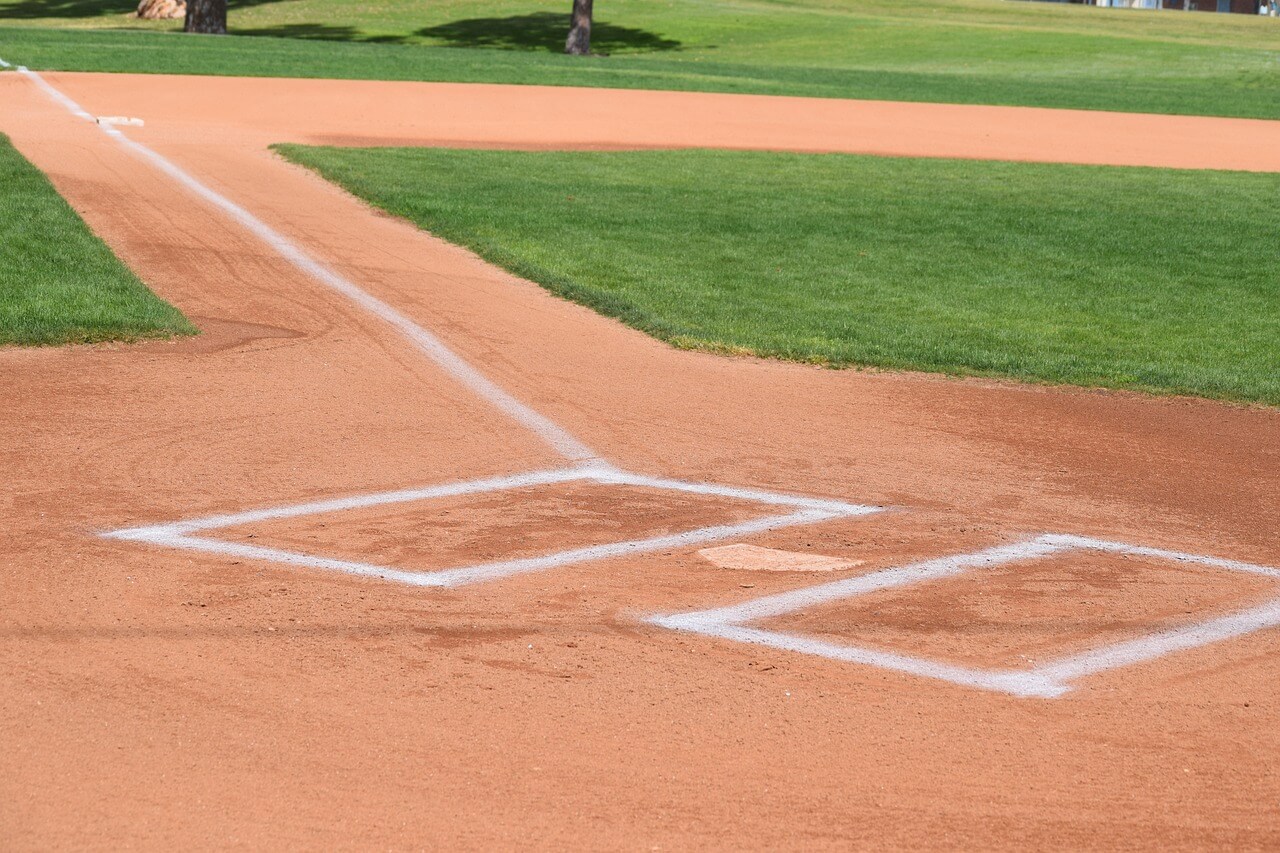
[416,12,682,54]
[234,23,410,42]
[0,0,288,19]
[0,0,142,18]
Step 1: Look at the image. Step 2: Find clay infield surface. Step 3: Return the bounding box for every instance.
[2,71,1279,848]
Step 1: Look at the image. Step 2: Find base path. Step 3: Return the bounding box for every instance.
[2,72,1279,849]
[31,71,1280,171]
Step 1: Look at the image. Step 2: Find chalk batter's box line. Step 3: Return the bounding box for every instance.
[102,462,884,588]
[649,533,1280,698]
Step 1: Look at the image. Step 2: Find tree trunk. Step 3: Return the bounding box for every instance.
[184,0,226,34]
[565,0,593,55]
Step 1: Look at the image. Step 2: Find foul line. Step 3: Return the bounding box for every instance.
[13,64,598,464]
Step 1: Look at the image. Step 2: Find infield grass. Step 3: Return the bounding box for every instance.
[275,145,1280,406]
[0,133,193,347]
[2,0,1279,119]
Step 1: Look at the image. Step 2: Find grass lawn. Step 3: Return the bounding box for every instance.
[2,0,1279,118]
[275,144,1280,405]
[0,133,193,347]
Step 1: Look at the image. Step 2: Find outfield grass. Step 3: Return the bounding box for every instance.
[275,144,1280,405]
[0,133,194,347]
[2,0,1279,118]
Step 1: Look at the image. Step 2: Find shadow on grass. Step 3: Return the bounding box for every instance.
[235,22,410,42]
[236,13,681,52]
[416,12,682,54]
[0,0,288,19]
[0,0,136,17]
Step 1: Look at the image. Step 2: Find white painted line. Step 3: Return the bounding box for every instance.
[648,534,1280,698]
[102,123,601,462]
[148,533,451,587]
[1044,533,1280,579]
[1036,597,1280,682]
[15,65,599,464]
[662,621,1068,698]
[104,464,600,540]
[117,509,842,588]
[429,508,840,587]
[603,469,876,515]
[670,536,1066,628]
[16,66,93,121]
[102,462,878,587]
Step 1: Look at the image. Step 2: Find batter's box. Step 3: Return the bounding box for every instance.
[102,462,881,588]
[648,534,1280,698]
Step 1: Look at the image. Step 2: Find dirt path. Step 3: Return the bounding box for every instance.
[37,72,1280,171]
[2,72,1278,849]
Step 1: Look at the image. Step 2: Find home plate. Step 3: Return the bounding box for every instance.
[698,543,864,572]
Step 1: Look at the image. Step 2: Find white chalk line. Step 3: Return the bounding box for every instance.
[649,534,1280,698]
[104,464,871,587]
[1041,533,1280,579]
[104,464,606,540]
[599,469,878,515]
[668,537,1066,628]
[17,65,93,121]
[129,509,837,589]
[1037,597,1280,681]
[14,64,597,463]
[663,622,1069,698]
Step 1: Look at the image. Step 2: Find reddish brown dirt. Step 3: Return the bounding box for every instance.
[1,73,1279,850]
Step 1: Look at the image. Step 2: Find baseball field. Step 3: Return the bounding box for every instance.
[2,0,1279,848]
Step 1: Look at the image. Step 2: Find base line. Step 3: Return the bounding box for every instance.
[13,63,599,464]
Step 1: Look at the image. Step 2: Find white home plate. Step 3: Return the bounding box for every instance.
[698,543,863,572]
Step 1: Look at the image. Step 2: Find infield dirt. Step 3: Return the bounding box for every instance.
[2,73,1278,849]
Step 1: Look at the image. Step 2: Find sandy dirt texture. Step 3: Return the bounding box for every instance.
[2,72,1279,850]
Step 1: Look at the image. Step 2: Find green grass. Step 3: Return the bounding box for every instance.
[2,0,1279,118]
[274,144,1280,405]
[0,133,194,346]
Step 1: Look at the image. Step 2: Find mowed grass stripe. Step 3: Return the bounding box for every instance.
[276,145,1280,405]
[0,133,194,347]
